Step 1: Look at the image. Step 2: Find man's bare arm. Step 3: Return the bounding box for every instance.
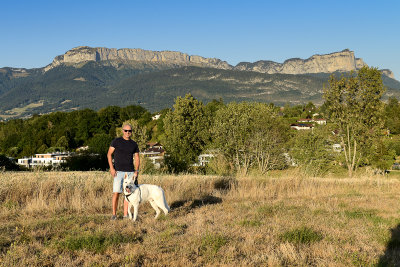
[134,152,140,177]
[107,146,116,177]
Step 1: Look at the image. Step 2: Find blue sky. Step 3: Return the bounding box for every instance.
[1,0,399,78]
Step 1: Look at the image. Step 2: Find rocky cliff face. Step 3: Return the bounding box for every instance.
[44,46,232,71]
[235,49,367,74]
[44,46,394,79]
[380,69,395,79]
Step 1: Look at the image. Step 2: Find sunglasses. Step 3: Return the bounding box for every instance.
[123,129,132,133]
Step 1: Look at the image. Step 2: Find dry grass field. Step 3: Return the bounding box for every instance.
[1,170,400,266]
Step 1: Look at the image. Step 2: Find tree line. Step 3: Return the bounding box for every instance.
[0,66,399,176]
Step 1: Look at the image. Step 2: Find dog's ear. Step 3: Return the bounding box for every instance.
[124,173,128,179]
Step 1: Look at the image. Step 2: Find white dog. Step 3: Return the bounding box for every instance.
[123,174,170,221]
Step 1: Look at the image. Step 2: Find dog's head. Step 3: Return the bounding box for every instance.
[123,173,137,194]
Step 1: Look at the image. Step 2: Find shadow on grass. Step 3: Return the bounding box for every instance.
[378,223,400,266]
[170,195,222,211]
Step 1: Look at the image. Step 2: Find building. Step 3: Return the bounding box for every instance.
[17,152,70,168]
[332,144,342,152]
[141,142,165,168]
[297,118,327,125]
[197,152,215,166]
[313,118,327,125]
[152,114,161,120]
[290,123,314,130]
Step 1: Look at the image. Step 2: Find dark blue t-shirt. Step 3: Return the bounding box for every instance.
[110,137,139,172]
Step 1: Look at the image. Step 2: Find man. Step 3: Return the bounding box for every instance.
[107,123,140,220]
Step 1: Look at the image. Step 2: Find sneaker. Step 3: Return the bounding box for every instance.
[110,215,117,220]
[123,216,129,220]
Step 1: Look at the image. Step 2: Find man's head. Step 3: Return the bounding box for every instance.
[122,123,132,140]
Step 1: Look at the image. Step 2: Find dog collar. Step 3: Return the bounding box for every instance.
[124,192,133,198]
[124,187,142,203]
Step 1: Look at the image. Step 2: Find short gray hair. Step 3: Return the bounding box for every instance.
[122,123,132,130]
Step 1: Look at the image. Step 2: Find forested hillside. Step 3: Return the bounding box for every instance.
[1,62,399,119]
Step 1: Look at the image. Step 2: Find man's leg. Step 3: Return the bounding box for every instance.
[124,199,129,216]
[112,192,119,216]
[112,171,124,218]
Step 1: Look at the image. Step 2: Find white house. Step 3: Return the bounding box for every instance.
[290,123,314,130]
[141,142,165,169]
[17,152,70,168]
[313,118,327,125]
[297,118,327,125]
[152,114,161,120]
[332,144,342,152]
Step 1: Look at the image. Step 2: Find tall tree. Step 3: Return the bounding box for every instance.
[323,66,385,177]
[163,94,210,172]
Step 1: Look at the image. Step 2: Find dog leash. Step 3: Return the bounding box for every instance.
[124,192,132,202]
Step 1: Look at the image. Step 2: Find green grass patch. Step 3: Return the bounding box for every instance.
[2,200,19,210]
[312,209,329,216]
[343,208,386,225]
[159,223,187,240]
[347,251,372,266]
[199,233,229,256]
[56,231,142,253]
[257,203,284,216]
[238,219,262,227]
[344,209,377,219]
[280,226,323,245]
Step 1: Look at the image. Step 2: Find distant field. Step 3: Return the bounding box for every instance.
[0,100,44,119]
[1,170,400,266]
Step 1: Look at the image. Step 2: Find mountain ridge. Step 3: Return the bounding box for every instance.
[43,46,395,79]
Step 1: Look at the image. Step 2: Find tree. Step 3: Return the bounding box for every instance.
[87,133,113,155]
[163,94,210,172]
[300,102,316,119]
[290,127,334,177]
[98,106,122,136]
[323,66,385,177]
[56,136,69,151]
[212,102,288,174]
[384,97,400,135]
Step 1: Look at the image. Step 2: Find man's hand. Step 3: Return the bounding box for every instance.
[133,171,139,186]
[110,168,116,177]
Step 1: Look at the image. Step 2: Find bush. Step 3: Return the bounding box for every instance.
[206,154,232,176]
[289,127,334,177]
[62,153,108,171]
[0,154,20,171]
[140,155,163,174]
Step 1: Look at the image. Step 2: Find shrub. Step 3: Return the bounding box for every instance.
[206,153,232,176]
[62,153,108,171]
[0,154,20,171]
